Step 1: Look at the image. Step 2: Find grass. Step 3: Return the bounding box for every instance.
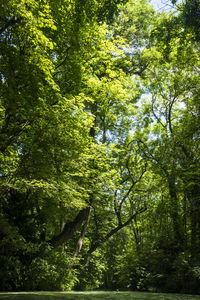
[0,291,199,300]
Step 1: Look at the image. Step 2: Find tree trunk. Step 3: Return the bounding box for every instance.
[49,207,90,247]
[168,174,185,248]
[73,207,90,258]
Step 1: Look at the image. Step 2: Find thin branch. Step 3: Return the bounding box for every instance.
[118,164,147,213]
[137,139,169,178]
[87,206,146,255]
[152,98,166,130]
[54,47,71,70]
[0,120,32,153]
[0,18,20,35]
[168,96,176,134]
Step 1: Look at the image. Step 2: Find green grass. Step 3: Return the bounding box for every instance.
[0,291,199,300]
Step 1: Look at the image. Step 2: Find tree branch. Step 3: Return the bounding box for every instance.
[152,98,167,130]
[87,206,146,254]
[73,207,90,258]
[49,207,90,247]
[0,17,20,35]
[168,96,176,134]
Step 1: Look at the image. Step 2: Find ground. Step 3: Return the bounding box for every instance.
[0,291,199,300]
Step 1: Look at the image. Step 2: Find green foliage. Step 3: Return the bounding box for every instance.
[75,251,107,291]
[0,0,200,295]
[24,247,78,291]
[180,0,200,40]
[0,255,23,291]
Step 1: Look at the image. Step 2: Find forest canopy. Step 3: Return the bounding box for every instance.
[0,0,200,294]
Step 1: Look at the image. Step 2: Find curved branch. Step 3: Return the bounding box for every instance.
[87,206,146,255]
[49,207,90,247]
[152,98,167,130]
[168,96,176,134]
[73,207,90,258]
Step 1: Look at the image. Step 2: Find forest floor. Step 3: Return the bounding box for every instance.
[0,291,199,300]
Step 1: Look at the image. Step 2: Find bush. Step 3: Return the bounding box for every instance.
[0,255,23,291]
[0,241,79,291]
[165,252,200,294]
[23,245,78,291]
[75,251,106,291]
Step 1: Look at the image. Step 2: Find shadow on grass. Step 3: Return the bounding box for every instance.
[0,291,199,300]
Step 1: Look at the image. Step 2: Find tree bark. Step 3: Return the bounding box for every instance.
[168,174,184,248]
[49,207,90,247]
[73,207,90,258]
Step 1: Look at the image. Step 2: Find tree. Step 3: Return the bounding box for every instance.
[1,0,199,294]
[119,10,200,292]
[0,0,129,290]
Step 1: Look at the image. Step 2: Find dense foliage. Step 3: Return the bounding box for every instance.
[0,0,200,294]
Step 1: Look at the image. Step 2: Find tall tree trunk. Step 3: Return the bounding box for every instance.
[168,174,185,249]
[49,207,90,247]
[60,202,66,252]
[73,207,90,258]
[188,185,200,258]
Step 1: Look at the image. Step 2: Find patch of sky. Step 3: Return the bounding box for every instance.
[150,0,171,11]
[150,0,183,12]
